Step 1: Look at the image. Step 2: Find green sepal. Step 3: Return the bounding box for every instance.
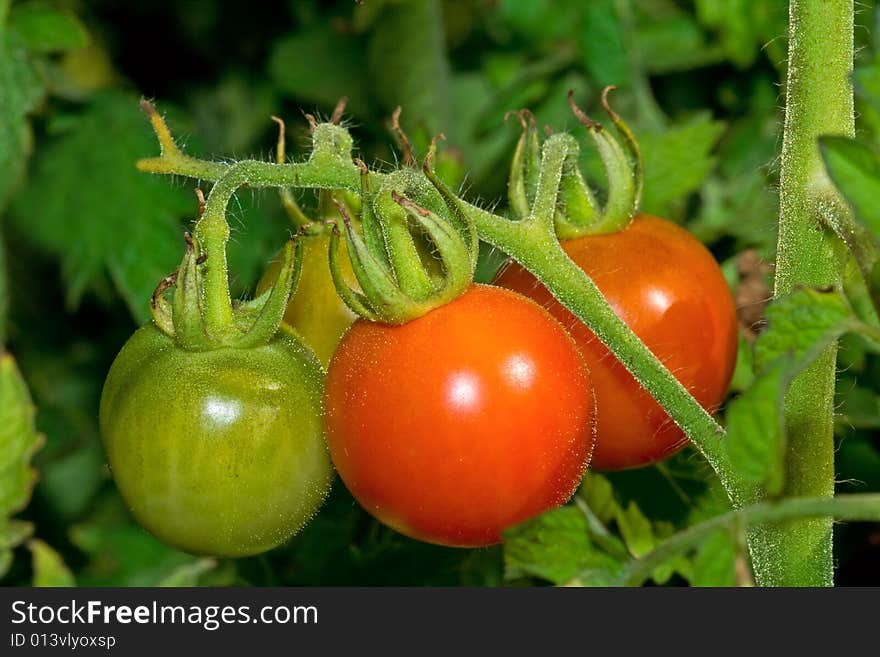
[338,205,424,324]
[600,86,644,209]
[391,192,473,303]
[153,229,304,350]
[581,124,636,234]
[422,141,479,270]
[354,160,392,271]
[328,223,379,321]
[506,111,600,234]
[171,234,210,350]
[149,272,177,337]
[372,178,435,300]
[507,110,542,220]
[556,137,598,238]
[229,236,303,349]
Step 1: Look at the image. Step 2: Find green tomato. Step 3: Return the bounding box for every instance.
[99,324,333,557]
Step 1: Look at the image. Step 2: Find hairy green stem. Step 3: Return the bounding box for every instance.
[195,160,359,336]
[752,0,854,587]
[617,494,880,587]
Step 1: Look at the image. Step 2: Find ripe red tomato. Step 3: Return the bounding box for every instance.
[323,284,595,548]
[494,214,738,470]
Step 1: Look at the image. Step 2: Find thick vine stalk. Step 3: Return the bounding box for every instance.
[749,0,854,586]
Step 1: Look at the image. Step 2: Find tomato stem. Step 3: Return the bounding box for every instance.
[529,135,570,226]
[194,179,234,336]
[749,0,855,587]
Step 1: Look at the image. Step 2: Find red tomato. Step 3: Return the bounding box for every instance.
[323,284,595,548]
[494,214,738,470]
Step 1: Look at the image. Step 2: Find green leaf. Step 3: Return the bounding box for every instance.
[578,471,618,525]
[726,358,791,495]
[156,558,217,587]
[12,329,108,523]
[69,493,200,586]
[687,83,779,253]
[9,2,88,53]
[603,449,717,527]
[730,288,869,495]
[614,501,655,558]
[821,136,880,237]
[0,30,45,210]
[497,0,581,46]
[28,539,74,586]
[639,113,725,218]
[0,520,32,579]
[10,91,194,323]
[366,0,453,143]
[694,0,787,69]
[269,24,370,113]
[504,470,704,586]
[580,0,628,87]
[632,5,723,75]
[729,333,756,393]
[503,506,623,585]
[819,137,880,318]
[754,287,860,371]
[689,174,778,254]
[684,481,739,586]
[0,352,43,578]
[690,530,738,586]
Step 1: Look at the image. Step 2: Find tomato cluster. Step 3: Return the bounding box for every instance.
[100,101,738,558]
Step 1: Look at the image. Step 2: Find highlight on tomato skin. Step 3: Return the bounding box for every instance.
[322,284,596,548]
[494,214,739,471]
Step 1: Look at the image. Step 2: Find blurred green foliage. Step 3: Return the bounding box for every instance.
[1,0,878,587]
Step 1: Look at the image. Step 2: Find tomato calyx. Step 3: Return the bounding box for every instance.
[508,86,644,239]
[328,122,477,325]
[150,199,305,351]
